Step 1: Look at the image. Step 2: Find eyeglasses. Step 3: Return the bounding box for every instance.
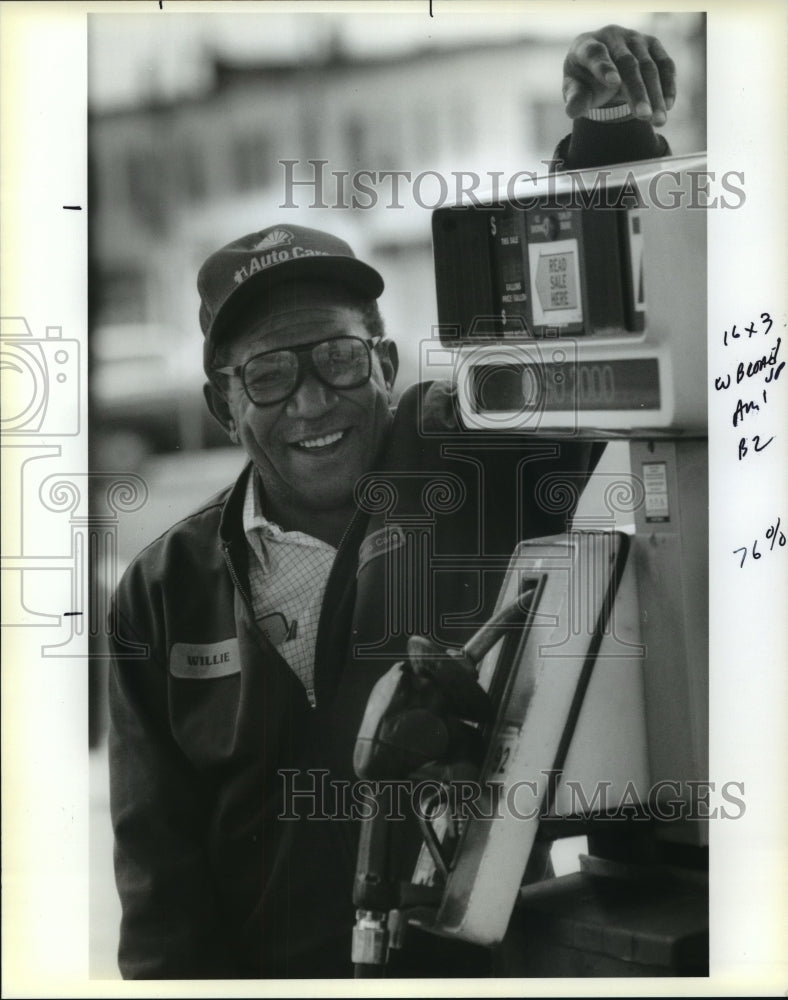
[214,335,381,407]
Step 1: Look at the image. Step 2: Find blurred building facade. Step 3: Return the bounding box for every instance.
[89,14,706,455]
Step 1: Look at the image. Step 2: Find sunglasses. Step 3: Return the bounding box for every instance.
[214,335,382,407]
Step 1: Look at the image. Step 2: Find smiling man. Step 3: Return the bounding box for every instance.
[197,241,399,707]
[108,24,678,979]
[202,261,398,547]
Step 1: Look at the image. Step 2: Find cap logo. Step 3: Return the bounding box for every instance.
[200,225,382,345]
[252,229,293,251]
[233,244,331,285]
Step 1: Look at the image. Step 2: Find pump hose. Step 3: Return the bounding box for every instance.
[462,586,537,666]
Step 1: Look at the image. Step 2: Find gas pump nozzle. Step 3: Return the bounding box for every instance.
[353,595,533,781]
[351,594,535,975]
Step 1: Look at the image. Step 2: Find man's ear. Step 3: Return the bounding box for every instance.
[377,339,399,394]
[203,382,238,443]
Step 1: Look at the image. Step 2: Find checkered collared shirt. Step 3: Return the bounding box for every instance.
[242,472,337,707]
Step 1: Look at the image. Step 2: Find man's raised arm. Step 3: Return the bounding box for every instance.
[553,24,677,170]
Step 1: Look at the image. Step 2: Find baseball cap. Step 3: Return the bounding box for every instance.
[197,224,384,361]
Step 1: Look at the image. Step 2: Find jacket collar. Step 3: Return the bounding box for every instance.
[218,459,255,549]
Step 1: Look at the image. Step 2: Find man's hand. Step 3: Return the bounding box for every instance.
[563,24,677,126]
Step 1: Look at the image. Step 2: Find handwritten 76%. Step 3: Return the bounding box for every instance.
[733,516,786,568]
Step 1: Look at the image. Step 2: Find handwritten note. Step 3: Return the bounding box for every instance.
[733,516,786,568]
[712,312,784,461]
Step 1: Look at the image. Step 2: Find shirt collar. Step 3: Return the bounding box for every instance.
[242,469,336,551]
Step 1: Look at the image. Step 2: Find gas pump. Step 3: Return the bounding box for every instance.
[352,154,709,976]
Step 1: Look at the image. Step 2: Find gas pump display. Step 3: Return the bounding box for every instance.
[352,155,709,976]
[435,155,706,434]
[468,357,662,412]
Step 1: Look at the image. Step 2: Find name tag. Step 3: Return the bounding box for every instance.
[169,638,240,679]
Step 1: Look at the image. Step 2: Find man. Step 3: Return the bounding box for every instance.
[109,24,677,978]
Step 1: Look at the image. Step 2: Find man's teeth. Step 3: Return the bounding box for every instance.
[296,430,344,449]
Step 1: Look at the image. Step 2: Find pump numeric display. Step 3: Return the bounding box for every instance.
[470,358,661,413]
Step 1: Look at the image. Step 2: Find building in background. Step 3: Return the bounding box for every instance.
[89,13,705,460]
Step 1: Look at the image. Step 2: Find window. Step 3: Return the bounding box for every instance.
[301,110,321,160]
[125,148,165,232]
[179,143,207,202]
[530,97,567,154]
[95,268,147,324]
[413,104,437,163]
[344,117,366,168]
[231,133,274,192]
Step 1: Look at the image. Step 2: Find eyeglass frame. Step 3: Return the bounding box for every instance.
[213,334,384,407]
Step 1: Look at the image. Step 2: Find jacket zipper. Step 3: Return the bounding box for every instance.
[221,540,257,621]
[312,503,369,708]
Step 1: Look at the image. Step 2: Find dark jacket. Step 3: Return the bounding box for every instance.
[109,381,599,978]
[109,121,671,978]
